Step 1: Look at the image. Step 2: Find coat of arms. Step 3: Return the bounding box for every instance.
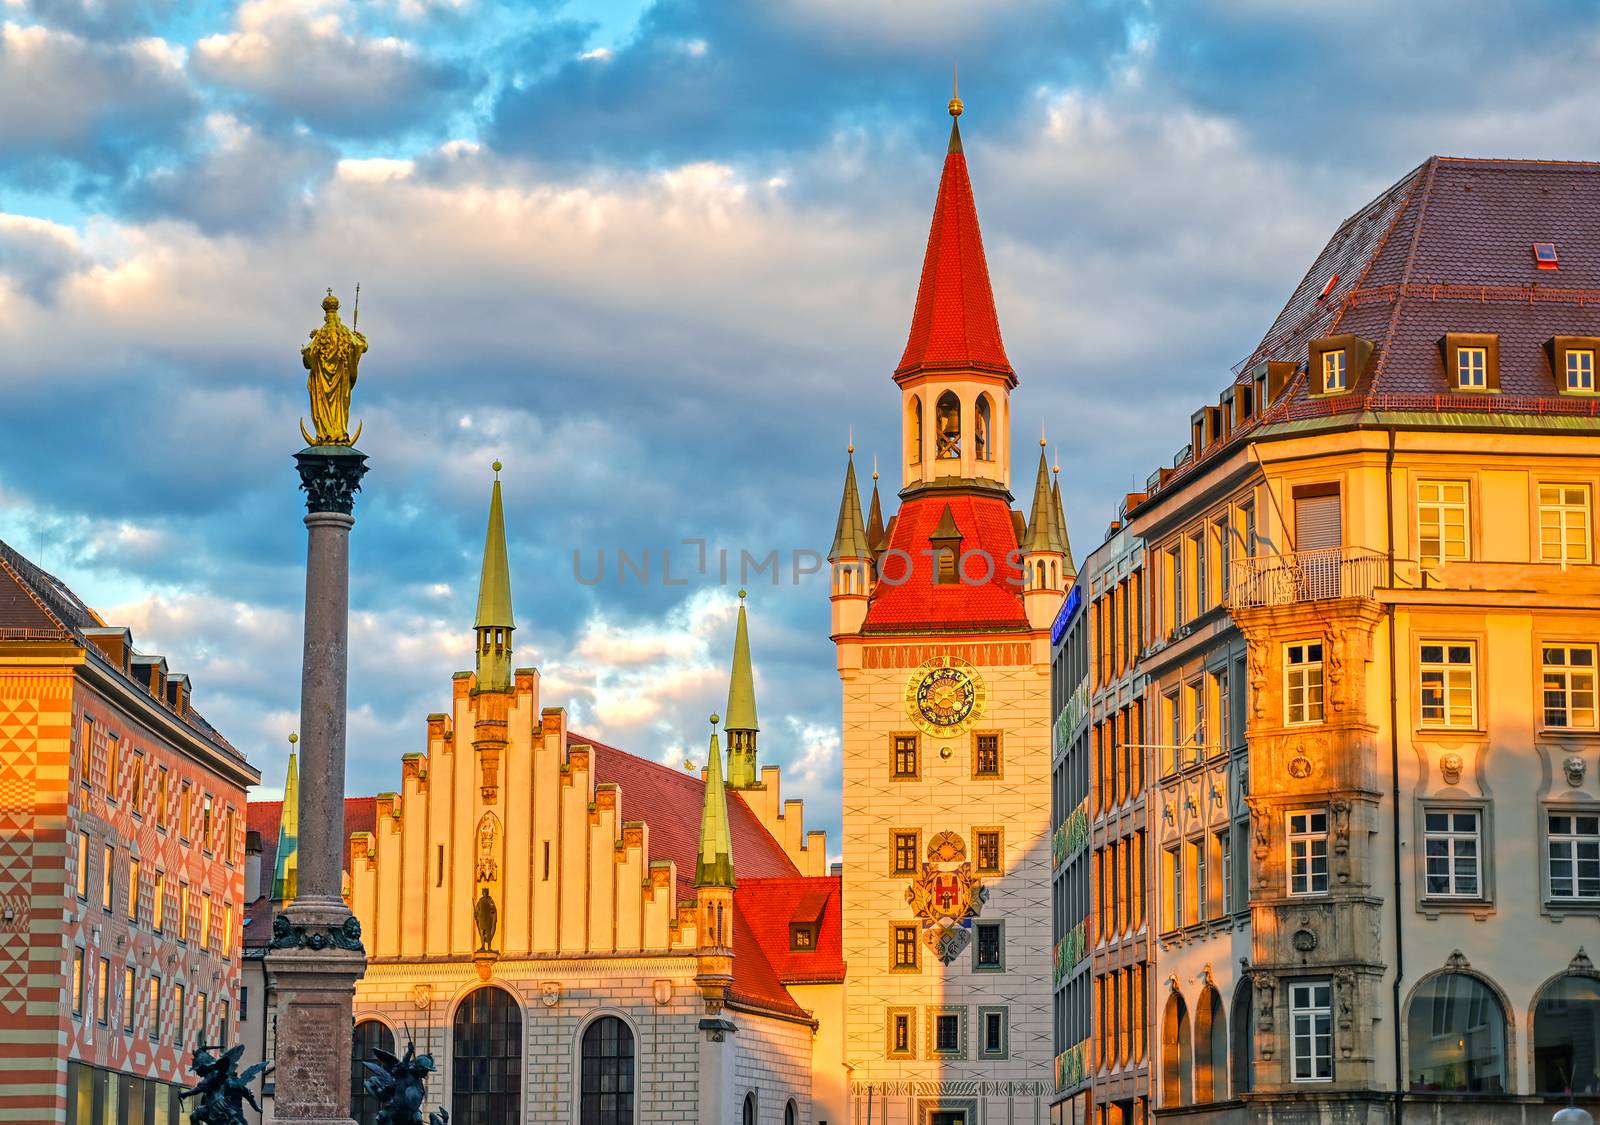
[905,831,988,963]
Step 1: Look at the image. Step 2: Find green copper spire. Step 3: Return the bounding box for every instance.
[474,462,515,692]
[725,592,759,789]
[866,460,886,553]
[1052,461,1076,575]
[1024,444,1066,554]
[272,738,299,903]
[828,449,871,562]
[695,715,736,888]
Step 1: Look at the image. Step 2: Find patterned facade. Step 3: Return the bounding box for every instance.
[0,538,258,1124]
[1049,582,1092,1125]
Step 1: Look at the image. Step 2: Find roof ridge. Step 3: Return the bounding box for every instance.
[1433,155,1600,168]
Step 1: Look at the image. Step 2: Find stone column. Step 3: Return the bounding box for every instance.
[265,444,370,1125]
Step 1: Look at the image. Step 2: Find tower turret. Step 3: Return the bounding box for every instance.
[694,714,735,1011]
[828,447,873,636]
[272,735,300,903]
[724,592,761,789]
[1052,456,1076,579]
[474,462,515,693]
[1021,441,1069,627]
[866,459,886,553]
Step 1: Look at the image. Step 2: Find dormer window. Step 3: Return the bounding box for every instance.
[1322,349,1348,393]
[1439,333,1500,392]
[1546,337,1600,395]
[789,922,816,951]
[1568,349,1596,392]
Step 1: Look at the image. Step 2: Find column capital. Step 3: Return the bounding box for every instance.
[295,445,370,515]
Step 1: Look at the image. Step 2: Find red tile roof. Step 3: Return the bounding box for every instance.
[242,796,377,948]
[862,491,1028,632]
[735,876,845,985]
[895,120,1013,382]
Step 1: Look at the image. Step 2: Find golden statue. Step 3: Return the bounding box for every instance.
[300,289,367,446]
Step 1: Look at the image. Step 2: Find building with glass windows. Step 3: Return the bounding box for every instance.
[0,537,258,1124]
[1116,156,1600,1121]
[1050,581,1092,1124]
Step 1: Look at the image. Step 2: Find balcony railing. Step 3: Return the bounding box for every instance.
[1052,919,1088,986]
[1227,547,1386,609]
[1054,1040,1089,1092]
[1051,799,1089,869]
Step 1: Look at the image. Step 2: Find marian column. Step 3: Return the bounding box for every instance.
[265,290,371,1125]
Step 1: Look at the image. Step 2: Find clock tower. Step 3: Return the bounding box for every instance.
[831,90,1070,1124]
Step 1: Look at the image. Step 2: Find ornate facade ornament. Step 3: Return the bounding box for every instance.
[906,832,987,963]
[1326,625,1348,711]
[1439,751,1464,786]
[1572,947,1595,973]
[1255,974,1276,1035]
[1566,755,1588,788]
[1248,645,1267,719]
[926,831,966,863]
[540,982,562,1008]
[1292,928,1318,953]
[411,984,433,1010]
[475,813,500,884]
[473,888,498,952]
[652,979,674,1006]
[1331,799,1352,855]
[300,290,368,447]
[1444,949,1471,970]
[294,447,369,515]
[268,913,364,953]
[1287,755,1313,779]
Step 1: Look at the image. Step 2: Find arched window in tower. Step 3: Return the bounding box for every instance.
[350,1019,396,1125]
[1533,971,1600,1094]
[1161,991,1193,1106]
[580,1016,636,1124]
[936,392,962,460]
[1194,985,1227,1102]
[1409,971,1507,1092]
[742,1092,757,1125]
[452,986,521,1125]
[1230,980,1254,1095]
[909,396,924,465]
[976,394,993,461]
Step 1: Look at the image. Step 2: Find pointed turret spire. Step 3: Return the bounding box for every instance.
[695,715,735,888]
[725,592,760,789]
[1024,441,1066,554]
[828,448,871,562]
[1052,456,1076,575]
[272,734,300,903]
[866,457,886,552]
[895,85,1012,383]
[474,462,515,692]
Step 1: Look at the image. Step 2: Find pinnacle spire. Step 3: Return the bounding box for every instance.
[474,463,515,691]
[866,465,886,553]
[828,451,871,562]
[724,592,760,789]
[1024,446,1066,554]
[272,738,299,903]
[1052,459,1076,575]
[695,715,735,888]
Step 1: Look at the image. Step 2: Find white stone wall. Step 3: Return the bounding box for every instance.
[729,1010,816,1124]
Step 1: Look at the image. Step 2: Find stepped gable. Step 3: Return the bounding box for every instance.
[244,796,377,948]
[861,492,1028,632]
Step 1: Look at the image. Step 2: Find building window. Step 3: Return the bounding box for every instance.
[1544,645,1598,729]
[1218,830,1234,915]
[1164,846,1183,931]
[973,732,1001,778]
[180,781,192,840]
[96,957,110,1025]
[107,736,119,801]
[352,1020,397,1125]
[156,767,168,829]
[1540,485,1592,564]
[101,845,114,912]
[892,925,920,971]
[930,1009,964,1058]
[1193,532,1208,613]
[742,1094,757,1125]
[1287,810,1329,896]
[979,1007,1008,1059]
[179,883,191,944]
[79,717,93,790]
[127,859,140,923]
[76,832,89,900]
[1169,546,1185,628]
[974,922,1003,971]
[454,987,523,1125]
[1547,812,1600,902]
[1322,349,1348,392]
[892,831,919,875]
[785,1100,798,1125]
[887,1010,915,1059]
[1285,642,1325,725]
[122,965,135,1032]
[1568,349,1597,392]
[1420,642,1477,728]
[173,984,185,1044]
[1423,809,1481,898]
[72,949,84,1017]
[891,735,919,780]
[1193,838,1209,921]
[975,829,1002,874]
[130,753,144,817]
[1407,972,1507,1093]
[148,976,161,1041]
[1417,481,1470,566]
[1290,981,1334,1082]
[1457,346,1488,389]
[153,872,165,933]
[197,992,207,1042]
[789,923,816,951]
[1534,974,1600,1094]
[202,795,214,852]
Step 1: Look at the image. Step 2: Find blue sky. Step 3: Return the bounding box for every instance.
[3,0,1598,846]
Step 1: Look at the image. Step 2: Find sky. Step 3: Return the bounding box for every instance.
[3,0,1599,848]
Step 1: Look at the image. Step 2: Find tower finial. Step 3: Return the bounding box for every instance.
[1040,420,1048,448]
[872,452,879,482]
[848,426,855,455]
[492,459,502,478]
[949,64,963,118]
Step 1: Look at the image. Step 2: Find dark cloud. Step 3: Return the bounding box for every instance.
[18,0,179,40]
[0,214,89,300]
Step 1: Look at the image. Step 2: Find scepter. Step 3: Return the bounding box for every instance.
[352,282,361,329]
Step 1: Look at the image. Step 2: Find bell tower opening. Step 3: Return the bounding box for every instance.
[976,394,993,462]
[936,391,962,461]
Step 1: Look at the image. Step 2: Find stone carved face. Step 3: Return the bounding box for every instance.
[1439,752,1463,786]
[1566,755,1588,788]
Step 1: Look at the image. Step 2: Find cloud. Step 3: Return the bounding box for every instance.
[192,0,471,137]
[0,21,196,180]
[0,211,88,299]
[16,0,175,40]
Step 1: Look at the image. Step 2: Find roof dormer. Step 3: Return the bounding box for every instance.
[1308,334,1374,396]
[1439,332,1500,392]
[1547,336,1600,396]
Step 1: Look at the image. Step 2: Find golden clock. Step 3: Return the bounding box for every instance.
[905,657,986,737]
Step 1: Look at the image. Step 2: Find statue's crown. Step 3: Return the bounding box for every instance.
[322,292,340,313]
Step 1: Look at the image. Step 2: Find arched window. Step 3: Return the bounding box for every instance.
[1161,992,1193,1106]
[351,1019,396,1125]
[580,1016,635,1124]
[976,394,993,461]
[452,986,521,1125]
[1535,973,1600,1094]
[1195,986,1227,1102]
[1408,972,1507,1093]
[936,392,961,460]
[785,1098,798,1125]
[742,1091,757,1124]
[909,396,924,464]
[1231,980,1254,1095]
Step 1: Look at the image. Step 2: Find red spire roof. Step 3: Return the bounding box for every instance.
[895,118,1013,383]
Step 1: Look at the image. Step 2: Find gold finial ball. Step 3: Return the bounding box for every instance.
[321,291,339,312]
[492,460,502,473]
[710,713,720,726]
[1040,435,1048,447]
[288,732,298,745]
[949,95,964,118]
[738,588,747,601]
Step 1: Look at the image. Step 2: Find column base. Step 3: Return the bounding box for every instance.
[265,945,366,1124]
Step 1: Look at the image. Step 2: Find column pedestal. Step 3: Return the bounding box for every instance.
[268,446,370,1125]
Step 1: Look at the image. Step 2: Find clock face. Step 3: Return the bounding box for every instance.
[906,658,986,737]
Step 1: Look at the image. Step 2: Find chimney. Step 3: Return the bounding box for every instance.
[244,831,263,903]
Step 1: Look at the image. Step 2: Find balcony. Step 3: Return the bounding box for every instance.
[1227,546,1386,609]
